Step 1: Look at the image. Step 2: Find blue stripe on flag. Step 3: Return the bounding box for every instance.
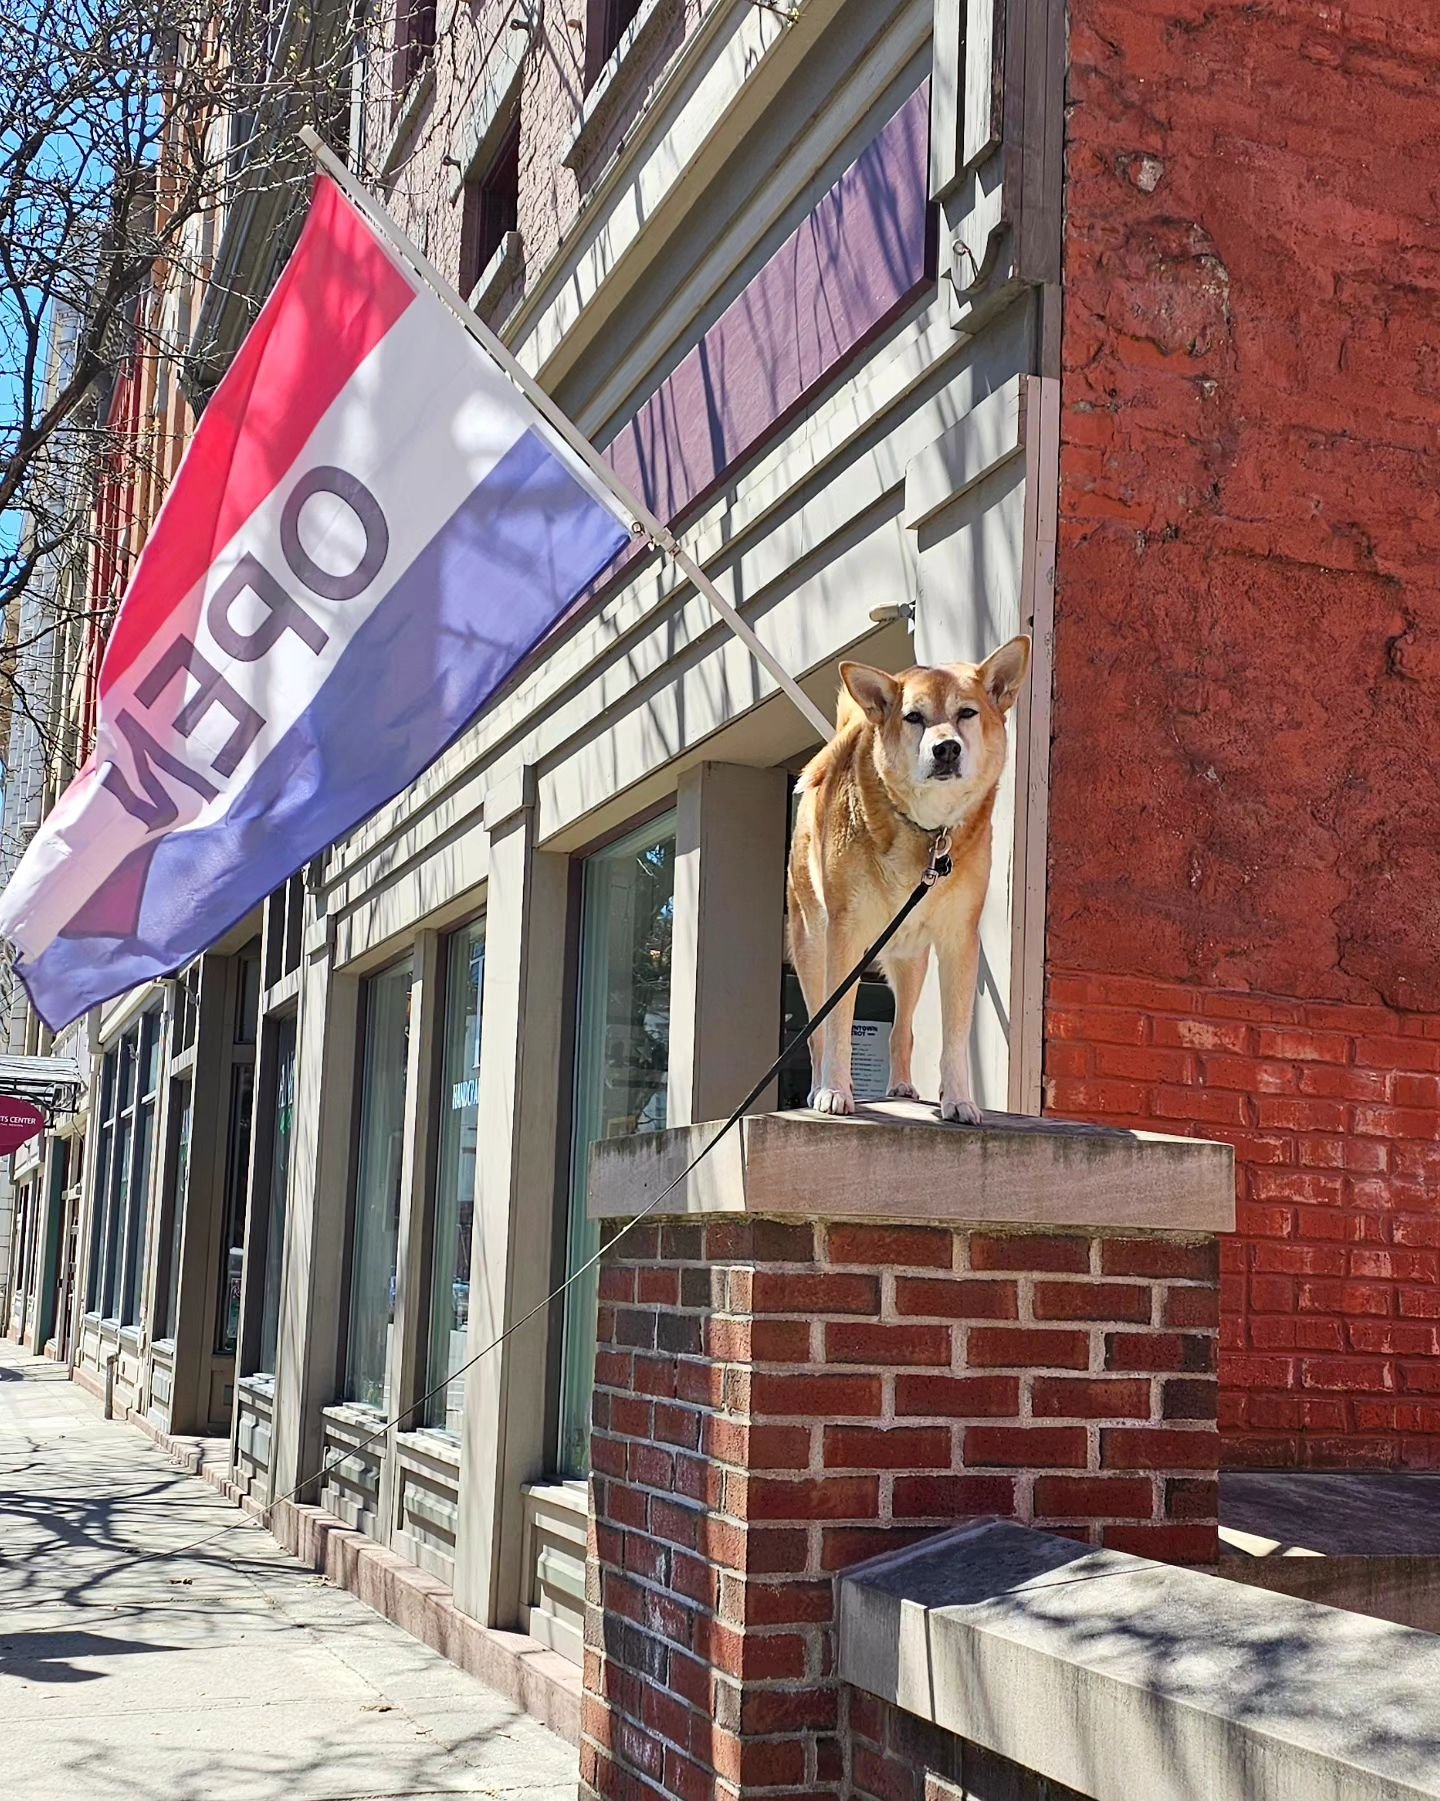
[21,430,628,1028]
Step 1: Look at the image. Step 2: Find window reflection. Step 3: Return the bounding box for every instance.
[558,817,675,1475]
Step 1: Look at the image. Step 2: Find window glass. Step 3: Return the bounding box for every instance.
[215,1066,255,1354]
[87,1110,113,1310]
[102,1115,131,1317]
[459,120,520,295]
[121,1015,161,1325]
[173,963,200,1056]
[160,1082,193,1340]
[121,1099,155,1325]
[423,919,485,1432]
[345,958,414,1412]
[258,1017,298,1375]
[235,943,261,1044]
[586,0,643,86]
[10,1183,33,1328]
[558,816,675,1474]
[139,1010,161,1094]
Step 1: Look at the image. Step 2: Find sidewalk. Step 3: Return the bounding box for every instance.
[0,1340,579,1801]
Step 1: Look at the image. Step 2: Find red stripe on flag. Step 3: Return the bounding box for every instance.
[99,175,416,692]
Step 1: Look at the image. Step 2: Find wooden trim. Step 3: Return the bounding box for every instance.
[929,0,964,199]
[1007,372,1059,1116]
[963,0,1007,171]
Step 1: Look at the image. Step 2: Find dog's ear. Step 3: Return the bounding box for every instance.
[840,662,898,724]
[978,636,1031,713]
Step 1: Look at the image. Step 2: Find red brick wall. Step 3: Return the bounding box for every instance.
[582,1215,1218,1801]
[1046,975,1440,1469]
[1051,0,1440,1465]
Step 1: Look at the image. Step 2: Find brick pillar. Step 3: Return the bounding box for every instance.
[579,1109,1232,1801]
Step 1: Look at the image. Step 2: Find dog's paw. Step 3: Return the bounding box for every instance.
[939,1093,982,1126]
[811,1085,856,1116]
[886,1082,921,1101]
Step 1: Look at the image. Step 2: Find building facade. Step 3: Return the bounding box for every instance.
[1044,0,1440,1472]
[3,0,1436,1732]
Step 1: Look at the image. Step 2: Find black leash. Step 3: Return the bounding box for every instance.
[35,828,955,1582]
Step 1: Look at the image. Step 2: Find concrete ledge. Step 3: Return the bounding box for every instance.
[1222,1471,1440,1557]
[1218,1472,1440,1633]
[839,1519,1440,1801]
[589,1102,1233,1233]
[270,1497,582,1744]
[1222,1552,1440,1636]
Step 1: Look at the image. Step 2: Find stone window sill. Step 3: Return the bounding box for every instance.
[322,1400,388,1434]
[395,1426,463,1466]
[561,0,681,172]
[467,229,525,320]
[523,1478,589,1516]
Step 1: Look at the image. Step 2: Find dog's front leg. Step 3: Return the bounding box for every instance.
[789,908,828,1107]
[812,918,867,1115]
[881,950,928,1101]
[937,927,982,1126]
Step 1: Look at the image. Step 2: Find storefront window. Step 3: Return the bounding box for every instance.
[257,1017,297,1376]
[423,919,485,1433]
[172,961,201,1056]
[159,1081,193,1341]
[86,1058,114,1311]
[120,1014,160,1325]
[345,957,414,1412]
[10,1180,35,1329]
[86,1012,159,1322]
[215,942,261,1356]
[558,816,675,1474]
[214,1066,255,1355]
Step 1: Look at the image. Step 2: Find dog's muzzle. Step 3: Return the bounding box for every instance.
[927,738,963,779]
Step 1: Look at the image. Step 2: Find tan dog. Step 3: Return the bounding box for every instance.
[787,637,1031,1122]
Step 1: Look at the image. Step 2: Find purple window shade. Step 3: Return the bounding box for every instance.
[602,81,932,530]
[533,81,931,653]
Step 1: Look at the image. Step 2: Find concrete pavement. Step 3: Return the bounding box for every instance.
[0,1340,579,1801]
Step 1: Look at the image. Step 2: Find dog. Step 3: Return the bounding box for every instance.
[786,636,1031,1123]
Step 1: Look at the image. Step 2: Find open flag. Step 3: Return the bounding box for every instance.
[0,176,631,1030]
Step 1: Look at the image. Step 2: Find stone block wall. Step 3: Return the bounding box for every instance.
[581,1213,1220,1801]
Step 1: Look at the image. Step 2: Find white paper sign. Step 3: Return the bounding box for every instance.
[851,1019,891,1100]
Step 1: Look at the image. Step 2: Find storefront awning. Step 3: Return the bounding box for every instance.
[0,1054,86,1117]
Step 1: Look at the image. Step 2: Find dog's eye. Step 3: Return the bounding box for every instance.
[956,707,978,721]
[903,709,924,726]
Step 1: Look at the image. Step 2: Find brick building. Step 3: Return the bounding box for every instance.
[1046,0,1440,1472]
[1,0,1436,1782]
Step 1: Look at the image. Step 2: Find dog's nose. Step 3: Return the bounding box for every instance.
[932,737,962,766]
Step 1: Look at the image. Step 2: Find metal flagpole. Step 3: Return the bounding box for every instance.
[297,127,835,742]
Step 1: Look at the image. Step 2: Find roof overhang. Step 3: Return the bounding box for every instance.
[0,1054,86,1118]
